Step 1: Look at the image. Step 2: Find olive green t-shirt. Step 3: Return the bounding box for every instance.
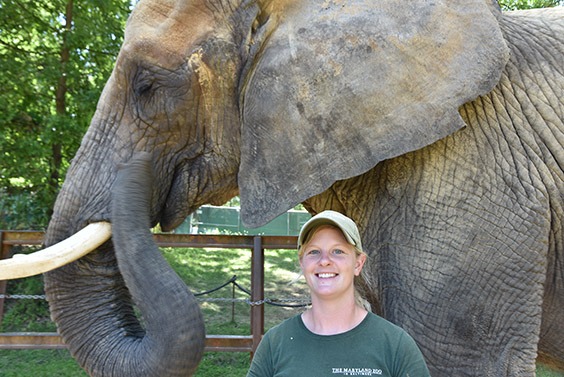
[247,312,430,377]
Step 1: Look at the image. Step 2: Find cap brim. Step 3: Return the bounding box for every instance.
[298,217,356,248]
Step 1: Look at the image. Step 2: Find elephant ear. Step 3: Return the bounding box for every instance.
[239,0,509,227]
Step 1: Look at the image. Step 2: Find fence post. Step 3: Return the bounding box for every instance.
[250,236,264,356]
[0,231,9,325]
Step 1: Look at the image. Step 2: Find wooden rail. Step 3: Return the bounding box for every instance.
[0,333,254,352]
[0,230,298,354]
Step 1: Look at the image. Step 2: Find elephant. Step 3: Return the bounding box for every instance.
[2,0,563,376]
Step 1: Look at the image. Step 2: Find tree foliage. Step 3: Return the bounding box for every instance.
[0,0,131,229]
[498,0,562,10]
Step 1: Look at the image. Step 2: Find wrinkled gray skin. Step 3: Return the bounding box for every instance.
[42,0,564,376]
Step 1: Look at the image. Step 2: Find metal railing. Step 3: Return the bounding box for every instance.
[0,230,299,354]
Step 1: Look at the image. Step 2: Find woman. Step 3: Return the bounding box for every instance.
[247,210,430,377]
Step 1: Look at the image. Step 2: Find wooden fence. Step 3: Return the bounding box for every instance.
[0,230,298,354]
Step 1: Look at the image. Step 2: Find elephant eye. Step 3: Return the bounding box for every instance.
[133,69,155,97]
[135,81,153,96]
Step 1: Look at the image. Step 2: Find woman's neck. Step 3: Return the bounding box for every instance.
[302,297,368,335]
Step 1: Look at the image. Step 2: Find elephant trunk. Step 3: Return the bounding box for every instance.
[44,154,205,377]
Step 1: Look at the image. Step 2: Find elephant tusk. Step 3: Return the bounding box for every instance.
[0,222,112,280]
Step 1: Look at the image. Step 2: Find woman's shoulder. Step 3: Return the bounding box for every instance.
[362,312,414,339]
[263,313,304,339]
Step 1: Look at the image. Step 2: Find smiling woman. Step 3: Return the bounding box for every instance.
[299,225,366,316]
[297,212,370,311]
[247,211,431,377]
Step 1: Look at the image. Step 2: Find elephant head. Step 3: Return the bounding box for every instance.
[11,0,564,376]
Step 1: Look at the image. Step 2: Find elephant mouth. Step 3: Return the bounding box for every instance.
[0,222,111,280]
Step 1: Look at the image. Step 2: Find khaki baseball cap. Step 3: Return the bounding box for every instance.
[297,210,363,251]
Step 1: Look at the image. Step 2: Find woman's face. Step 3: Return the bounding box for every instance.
[299,226,366,302]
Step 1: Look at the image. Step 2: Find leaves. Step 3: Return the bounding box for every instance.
[0,0,132,229]
[498,0,563,10]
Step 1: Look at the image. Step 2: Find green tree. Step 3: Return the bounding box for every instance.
[498,0,562,10]
[0,0,131,229]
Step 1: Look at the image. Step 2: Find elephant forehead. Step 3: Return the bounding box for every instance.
[123,0,217,65]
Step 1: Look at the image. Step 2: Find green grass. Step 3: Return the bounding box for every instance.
[1,246,563,376]
[0,349,88,377]
[539,365,564,377]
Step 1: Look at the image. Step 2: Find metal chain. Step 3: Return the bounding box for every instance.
[0,294,310,306]
[0,294,46,300]
[181,297,311,306]
[1,276,311,307]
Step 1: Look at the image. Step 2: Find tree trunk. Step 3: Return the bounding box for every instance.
[50,0,73,196]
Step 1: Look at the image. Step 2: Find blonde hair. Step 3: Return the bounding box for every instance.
[298,224,371,310]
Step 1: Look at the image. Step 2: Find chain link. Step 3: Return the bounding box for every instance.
[0,294,310,306]
[0,276,311,307]
[0,294,46,300]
